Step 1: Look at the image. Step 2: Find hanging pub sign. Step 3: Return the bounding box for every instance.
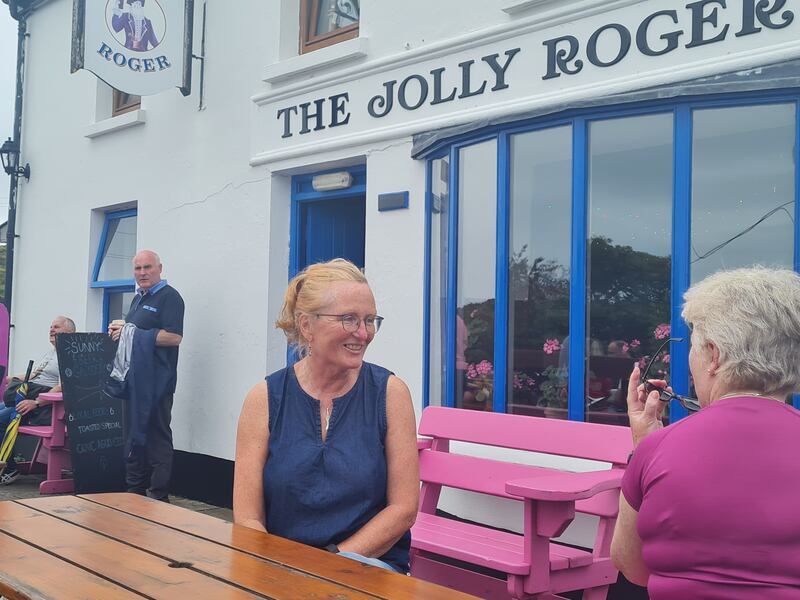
[71,0,194,96]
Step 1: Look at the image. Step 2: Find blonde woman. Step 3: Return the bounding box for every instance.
[233,259,418,573]
[613,267,800,598]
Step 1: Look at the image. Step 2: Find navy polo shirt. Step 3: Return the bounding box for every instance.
[126,279,185,393]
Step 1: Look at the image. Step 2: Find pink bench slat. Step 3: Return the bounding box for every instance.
[418,406,631,465]
[412,513,593,574]
[506,470,624,501]
[419,449,619,518]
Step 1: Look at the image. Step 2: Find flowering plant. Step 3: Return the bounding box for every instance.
[466,360,494,403]
[626,323,671,376]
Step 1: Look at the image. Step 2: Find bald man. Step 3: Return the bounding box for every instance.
[0,316,76,484]
[109,250,184,501]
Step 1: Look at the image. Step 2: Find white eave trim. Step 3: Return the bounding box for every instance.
[84,109,147,139]
[263,37,369,85]
[501,0,557,14]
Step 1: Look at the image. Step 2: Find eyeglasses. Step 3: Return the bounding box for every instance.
[315,313,384,334]
[641,337,701,413]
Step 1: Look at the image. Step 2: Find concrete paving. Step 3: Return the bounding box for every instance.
[0,472,233,522]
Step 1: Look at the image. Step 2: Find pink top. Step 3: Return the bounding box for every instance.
[622,396,800,599]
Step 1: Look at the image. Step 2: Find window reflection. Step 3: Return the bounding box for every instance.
[508,126,572,419]
[97,215,137,281]
[429,157,449,407]
[457,141,497,411]
[587,113,674,425]
[691,104,795,283]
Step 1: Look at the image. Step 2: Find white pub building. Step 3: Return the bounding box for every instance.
[3,0,799,586]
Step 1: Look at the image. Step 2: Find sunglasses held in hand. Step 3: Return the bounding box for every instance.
[640,337,701,413]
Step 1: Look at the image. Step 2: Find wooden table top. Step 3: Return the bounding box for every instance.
[0,493,475,600]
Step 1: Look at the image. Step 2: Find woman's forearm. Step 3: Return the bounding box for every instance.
[337,504,416,557]
[235,517,268,533]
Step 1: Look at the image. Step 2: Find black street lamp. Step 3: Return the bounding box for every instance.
[0,138,30,181]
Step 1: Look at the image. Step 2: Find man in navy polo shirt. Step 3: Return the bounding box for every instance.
[110,249,184,500]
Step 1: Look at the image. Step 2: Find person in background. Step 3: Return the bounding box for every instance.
[0,316,76,484]
[612,267,800,598]
[233,259,418,573]
[109,250,184,501]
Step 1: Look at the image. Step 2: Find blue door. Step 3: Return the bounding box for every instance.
[299,195,365,270]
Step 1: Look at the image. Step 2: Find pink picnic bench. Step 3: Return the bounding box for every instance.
[17,392,74,494]
[411,406,633,600]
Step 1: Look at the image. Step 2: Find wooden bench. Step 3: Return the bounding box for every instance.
[17,392,74,494]
[411,406,633,600]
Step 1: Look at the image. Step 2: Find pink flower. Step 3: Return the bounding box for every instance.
[476,360,493,376]
[654,324,671,340]
[638,356,648,370]
[630,339,641,348]
[543,339,562,355]
[662,353,670,364]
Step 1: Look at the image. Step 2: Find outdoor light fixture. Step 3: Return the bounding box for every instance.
[312,171,353,192]
[0,138,30,181]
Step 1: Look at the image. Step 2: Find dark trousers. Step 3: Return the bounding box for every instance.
[126,393,173,501]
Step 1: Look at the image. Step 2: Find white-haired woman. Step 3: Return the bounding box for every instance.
[611,267,800,598]
[233,259,418,573]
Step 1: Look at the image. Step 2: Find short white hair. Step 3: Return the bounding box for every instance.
[682,267,800,396]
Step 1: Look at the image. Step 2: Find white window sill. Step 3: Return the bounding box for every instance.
[84,109,147,139]
[500,0,556,14]
[263,37,369,84]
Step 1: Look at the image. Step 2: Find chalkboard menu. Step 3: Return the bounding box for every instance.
[56,333,125,494]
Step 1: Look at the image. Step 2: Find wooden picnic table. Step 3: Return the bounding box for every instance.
[0,493,475,599]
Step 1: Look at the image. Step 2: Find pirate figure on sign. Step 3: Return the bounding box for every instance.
[112,0,160,52]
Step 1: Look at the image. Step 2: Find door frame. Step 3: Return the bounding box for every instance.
[289,165,367,279]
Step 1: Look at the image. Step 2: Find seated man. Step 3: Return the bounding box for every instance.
[0,316,76,484]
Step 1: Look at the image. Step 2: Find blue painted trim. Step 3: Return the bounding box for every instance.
[417,89,800,159]
[91,208,138,284]
[422,161,432,409]
[445,145,459,409]
[493,133,510,414]
[795,100,800,275]
[293,187,367,203]
[795,101,800,410]
[670,105,693,422]
[90,279,135,289]
[377,191,409,212]
[568,119,587,422]
[101,285,134,330]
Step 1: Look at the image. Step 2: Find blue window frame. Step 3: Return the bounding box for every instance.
[424,91,800,421]
[91,209,137,329]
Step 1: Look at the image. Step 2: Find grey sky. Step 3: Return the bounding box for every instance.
[0,8,17,217]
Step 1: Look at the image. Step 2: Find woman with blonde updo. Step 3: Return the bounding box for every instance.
[233,259,419,573]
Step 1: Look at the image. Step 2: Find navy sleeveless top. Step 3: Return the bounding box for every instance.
[263,362,411,572]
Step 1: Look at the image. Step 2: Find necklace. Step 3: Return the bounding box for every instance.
[324,404,332,433]
[717,391,783,402]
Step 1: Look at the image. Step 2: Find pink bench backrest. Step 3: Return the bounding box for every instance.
[419,406,632,465]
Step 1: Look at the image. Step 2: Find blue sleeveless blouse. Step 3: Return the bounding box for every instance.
[263,362,411,572]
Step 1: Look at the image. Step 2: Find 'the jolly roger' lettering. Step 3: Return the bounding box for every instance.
[274,0,794,139]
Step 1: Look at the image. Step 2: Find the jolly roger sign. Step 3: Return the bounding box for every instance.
[71,0,194,96]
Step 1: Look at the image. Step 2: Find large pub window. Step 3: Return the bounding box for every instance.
[425,93,800,422]
[300,0,359,54]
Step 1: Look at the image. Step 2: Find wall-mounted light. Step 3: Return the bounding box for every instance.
[312,171,352,192]
[0,138,30,181]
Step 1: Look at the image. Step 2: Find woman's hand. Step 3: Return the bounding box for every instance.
[626,366,668,448]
